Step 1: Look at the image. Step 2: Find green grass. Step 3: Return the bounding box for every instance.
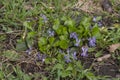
[0,0,120,80]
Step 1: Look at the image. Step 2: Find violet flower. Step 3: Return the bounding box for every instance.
[72,51,77,60]
[97,21,102,27]
[40,14,48,23]
[81,46,88,57]
[59,49,64,54]
[93,16,97,22]
[36,53,41,60]
[65,48,71,62]
[75,39,80,47]
[88,37,96,47]
[67,48,70,53]
[47,29,55,36]
[70,32,78,40]
[36,52,46,62]
[70,32,80,46]
[25,47,32,55]
[64,55,71,63]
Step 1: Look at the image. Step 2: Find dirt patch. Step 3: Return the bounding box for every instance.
[73,0,102,14]
[93,60,120,78]
[79,52,120,78]
[74,0,120,14]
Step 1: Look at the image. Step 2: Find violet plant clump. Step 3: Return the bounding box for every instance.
[37,15,102,79]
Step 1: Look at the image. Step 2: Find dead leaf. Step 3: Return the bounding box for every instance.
[97,54,111,62]
[108,43,120,52]
[24,4,33,10]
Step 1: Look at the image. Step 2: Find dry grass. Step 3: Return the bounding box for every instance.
[74,0,120,14]
[73,0,102,14]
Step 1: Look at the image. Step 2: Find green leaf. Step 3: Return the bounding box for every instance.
[56,26,68,35]
[59,40,69,49]
[85,72,96,80]
[55,63,63,70]
[95,16,102,21]
[23,21,33,31]
[62,27,68,35]
[38,37,47,46]
[61,71,71,78]
[53,19,60,31]
[77,26,84,34]
[76,61,83,69]
[48,37,55,45]
[56,26,63,35]
[52,63,64,72]
[53,40,60,47]
[88,48,96,52]
[26,38,34,48]
[61,16,67,21]
[0,35,6,42]
[16,41,27,51]
[2,50,20,61]
[64,19,74,27]
[23,74,31,80]
[83,29,90,37]
[68,26,77,33]
[38,37,48,53]
[59,35,68,40]
[45,58,51,64]
[95,51,102,58]
[27,31,36,39]
[66,65,73,71]
[39,45,47,53]
[92,24,100,38]
[0,71,4,79]
[81,17,91,28]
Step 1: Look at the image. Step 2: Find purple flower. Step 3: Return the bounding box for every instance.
[97,21,102,27]
[47,29,55,36]
[42,55,46,62]
[70,32,78,40]
[67,48,70,53]
[25,47,32,55]
[36,52,46,62]
[75,39,80,47]
[59,49,64,54]
[70,32,80,46]
[40,14,48,22]
[36,53,41,60]
[64,55,71,63]
[81,46,88,57]
[72,51,77,60]
[88,37,96,47]
[93,16,97,22]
